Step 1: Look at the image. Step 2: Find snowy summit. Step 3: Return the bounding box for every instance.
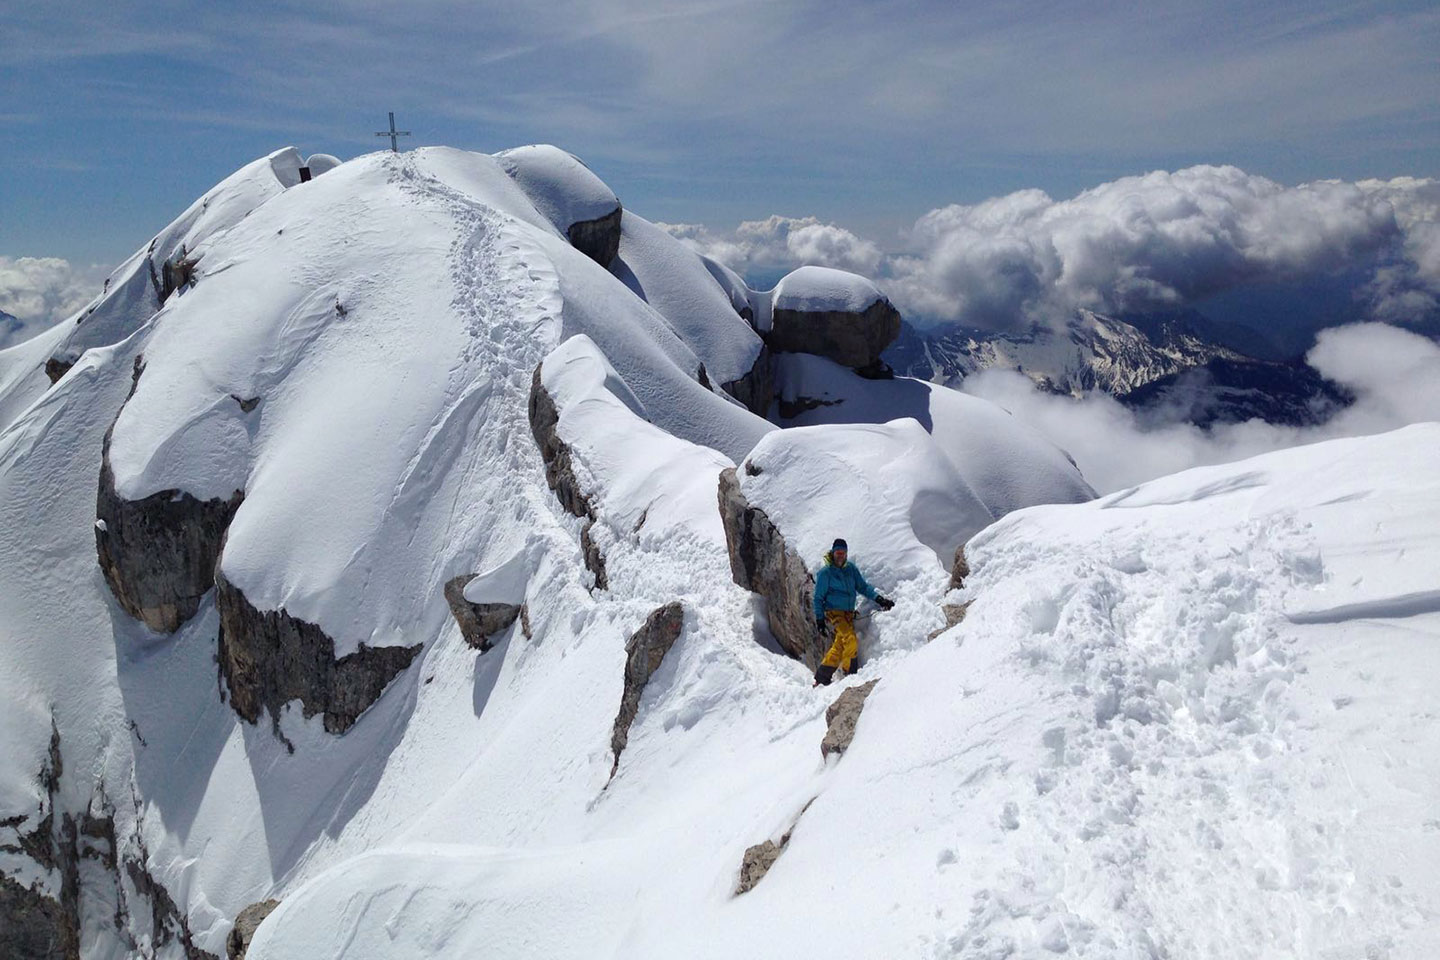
[0,144,1437,960]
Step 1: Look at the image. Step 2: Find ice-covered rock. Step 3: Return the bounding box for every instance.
[497,144,623,267]
[767,266,901,374]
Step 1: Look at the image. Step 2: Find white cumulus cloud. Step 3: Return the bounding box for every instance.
[658,215,883,277]
[679,167,1440,334]
[0,256,108,334]
[963,322,1440,493]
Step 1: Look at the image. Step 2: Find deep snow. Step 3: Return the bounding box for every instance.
[1,144,1437,960]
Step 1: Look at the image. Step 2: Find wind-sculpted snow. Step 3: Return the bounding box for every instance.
[773,352,1095,516]
[495,144,622,266]
[239,426,1440,959]
[735,418,993,635]
[9,142,1435,960]
[611,210,764,389]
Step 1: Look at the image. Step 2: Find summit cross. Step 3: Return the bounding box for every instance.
[375,112,411,153]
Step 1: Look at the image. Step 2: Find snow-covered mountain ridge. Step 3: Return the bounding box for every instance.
[1,145,1437,960]
[887,310,1350,426]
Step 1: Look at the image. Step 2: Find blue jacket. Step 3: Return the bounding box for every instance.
[813,553,878,619]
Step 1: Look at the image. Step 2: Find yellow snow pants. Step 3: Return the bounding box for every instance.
[820,610,859,671]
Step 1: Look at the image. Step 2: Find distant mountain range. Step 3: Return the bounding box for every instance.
[885,309,1351,427]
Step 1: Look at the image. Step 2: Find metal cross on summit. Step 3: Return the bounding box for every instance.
[375,112,411,153]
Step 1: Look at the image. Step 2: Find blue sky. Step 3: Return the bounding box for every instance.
[2,0,1437,268]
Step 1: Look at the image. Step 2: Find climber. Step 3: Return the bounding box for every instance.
[812,538,894,686]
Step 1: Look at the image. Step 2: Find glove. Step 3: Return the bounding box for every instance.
[875,596,895,611]
[815,615,827,633]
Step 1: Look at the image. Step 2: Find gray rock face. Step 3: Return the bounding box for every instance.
[735,838,786,895]
[528,365,608,590]
[442,575,521,652]
[717,467,822,666]
[821,679,879,759]
[721,344,775,417]
[610,602,685,776]
[0,874,70,960]
[216,572,421,739]
[929,602,970,641]
[949,544,969,591]
[43,358,74,386]
[95,356,243,634]
[734,798,814,895]
[2,725,215,959]
[567,206,623,269]
[227,899,279,960]
[768,298,902,374]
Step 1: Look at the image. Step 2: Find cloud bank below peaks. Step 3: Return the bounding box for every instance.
[667,166,1440,332]
[0,256,108,338]
[964,322,1440,494]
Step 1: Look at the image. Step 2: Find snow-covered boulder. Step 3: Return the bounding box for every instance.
[496,144,623,267]
[767,266,901,376]
[773,352,1096,516]
[722,418,994,665]
[304,154,341,177]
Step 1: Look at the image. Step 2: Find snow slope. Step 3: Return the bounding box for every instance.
[775,352,1095,515]
[252,425,1440,960]
[611,210,764,387]
[4,143,1434,960]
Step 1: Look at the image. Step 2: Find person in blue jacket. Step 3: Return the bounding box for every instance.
[812,538,893,686]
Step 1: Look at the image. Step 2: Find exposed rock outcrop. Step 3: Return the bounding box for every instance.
[929,602,970,641]
[721,344,774,417]
[610,602,685,777]
[44,357,74,385]
[227,899,280,960]
[928,545,971,639]
[528,365,608,590]
[717,467,821,666]
[159,248,198,302]
[567,205,623,269]
[216,572,421,739]
[769,298,902,375]
[948,544,969,591]
[735,799,815,895]
[736,837,786,895]
[0,874,69,960]
[443,575,521,652]
[95,356,243,633]
[821,679,879,759]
